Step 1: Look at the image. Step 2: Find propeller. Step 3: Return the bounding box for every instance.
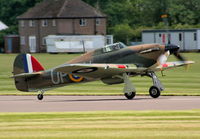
[165,44,187,62]
[173,51,186,61]
[165,44,190,70]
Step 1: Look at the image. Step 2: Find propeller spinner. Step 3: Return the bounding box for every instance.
[165,44,186,61]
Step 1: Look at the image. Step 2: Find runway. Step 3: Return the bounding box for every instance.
[0,95,200,112]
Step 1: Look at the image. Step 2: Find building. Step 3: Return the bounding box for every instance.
[17,0,107,53]
[4,35,20,53]
[45,35,113,53]
[142,29,200,51]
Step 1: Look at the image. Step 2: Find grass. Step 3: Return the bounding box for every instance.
[0,53,200,96]
[0,110,200,139]
[1,54,200,139]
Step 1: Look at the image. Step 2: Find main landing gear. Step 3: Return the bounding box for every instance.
[147,72,164,98]
[122,72,164,100]
[122,73,136,100]
[37,90,45,100]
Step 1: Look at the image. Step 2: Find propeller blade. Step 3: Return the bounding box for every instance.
[174,51,191,70]
[174,52,187,62]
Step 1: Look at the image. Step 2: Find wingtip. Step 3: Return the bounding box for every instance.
[185,61,195,64]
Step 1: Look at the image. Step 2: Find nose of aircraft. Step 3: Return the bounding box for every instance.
[165,44,180,54]
[165,44,186,61]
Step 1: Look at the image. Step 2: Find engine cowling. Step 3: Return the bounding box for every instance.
[101,77,124,85]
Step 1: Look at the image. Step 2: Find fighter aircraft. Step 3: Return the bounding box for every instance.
[12,42,194,100]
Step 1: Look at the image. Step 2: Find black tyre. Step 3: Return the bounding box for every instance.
[37,94,43,100]
[124,92,136,100]
[149,86,160,98]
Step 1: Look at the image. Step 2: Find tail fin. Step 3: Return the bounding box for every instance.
[13,54,45,92]
[13,54,45,75]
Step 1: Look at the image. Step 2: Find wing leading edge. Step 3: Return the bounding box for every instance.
[155,61,195,71]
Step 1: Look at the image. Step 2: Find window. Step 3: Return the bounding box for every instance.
[42,37,46,45]
[194,33,197,41]
[20,20,25,27]
[168,33,171,44]
[179,33,182,41]
[96,18,101,25]
[80,19,87,26]
[29,20,35,27]
[42,20,48,27]
[52,20,56,27]
[20,36,25,45]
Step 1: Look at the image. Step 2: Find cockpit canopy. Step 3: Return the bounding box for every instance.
[94,42,127,56]
[102,42,127,53]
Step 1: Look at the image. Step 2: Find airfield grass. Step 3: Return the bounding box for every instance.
[0,53,200,96]
[0,110,200,139]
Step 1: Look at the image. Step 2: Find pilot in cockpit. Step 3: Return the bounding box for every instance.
[113,44,120,50]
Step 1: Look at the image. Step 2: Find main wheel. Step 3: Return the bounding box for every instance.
[149,86,160,98]
[37,94,43,100]
[124,92,136,100]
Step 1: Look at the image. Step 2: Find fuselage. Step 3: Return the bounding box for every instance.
[68,43,165,67]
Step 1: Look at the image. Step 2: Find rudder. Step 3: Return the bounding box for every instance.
[13,54,45,92]
[13,54,44,75]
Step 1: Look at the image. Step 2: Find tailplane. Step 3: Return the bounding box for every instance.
[13,54,45,92]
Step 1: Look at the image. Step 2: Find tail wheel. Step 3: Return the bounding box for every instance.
[149,86,160,98]
[124,92,136,100]
[37,94,44,100]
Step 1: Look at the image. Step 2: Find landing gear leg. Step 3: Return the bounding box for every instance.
[147,72,164,98]
[37,90,44,100]
[122,73,136,100]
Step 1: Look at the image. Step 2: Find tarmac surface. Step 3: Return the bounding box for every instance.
[0,95,200,112]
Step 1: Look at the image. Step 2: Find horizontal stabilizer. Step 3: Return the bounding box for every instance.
[11,72,42,78]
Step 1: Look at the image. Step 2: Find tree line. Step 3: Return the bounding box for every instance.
[1,0,200,46]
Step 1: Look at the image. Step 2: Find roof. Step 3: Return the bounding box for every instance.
[143,29,200,33]
[0,21,8,31]
[17,0,106,20]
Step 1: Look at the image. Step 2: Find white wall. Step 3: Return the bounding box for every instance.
[184,32,197,50]
[142,33,155,44]
[45,35,107,53]
[197,30,200,50]
[170,32,180,48]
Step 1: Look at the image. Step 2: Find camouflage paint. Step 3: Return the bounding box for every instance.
[13,44,167,92]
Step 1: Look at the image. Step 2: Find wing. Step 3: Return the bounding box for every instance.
[54,61,194,79]
[155,61,194,71]
[55,64,147,79]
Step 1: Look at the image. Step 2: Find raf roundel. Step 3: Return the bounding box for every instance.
[68,74,84,82]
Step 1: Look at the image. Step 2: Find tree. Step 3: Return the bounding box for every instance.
[112,24,134,44]
[169,0,200,25]
[1,0,200,44]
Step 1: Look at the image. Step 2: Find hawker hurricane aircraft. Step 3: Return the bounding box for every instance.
[12,42,194,100]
